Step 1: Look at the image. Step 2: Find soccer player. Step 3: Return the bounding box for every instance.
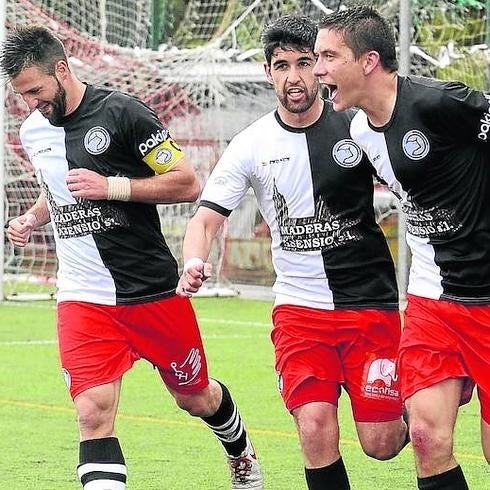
[178,15,408,490]
[313,6,490,490]
[1,26,262,490]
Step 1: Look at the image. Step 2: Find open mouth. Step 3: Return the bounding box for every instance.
[287,87,305,100]
[325,84,338,100]
[37,102,51,114]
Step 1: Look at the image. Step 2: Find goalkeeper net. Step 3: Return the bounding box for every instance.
[2,0,489,300]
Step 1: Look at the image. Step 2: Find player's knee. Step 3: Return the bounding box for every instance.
[410,422,452,460]
[76,395,115,435]
[360,431,401,461]
[295,410,327,442]
[174,391,214,417]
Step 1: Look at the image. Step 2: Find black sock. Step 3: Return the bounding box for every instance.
[201,380,247,457]
[417,465,469,490]
[78,437,126,489]
[305,458,350,490]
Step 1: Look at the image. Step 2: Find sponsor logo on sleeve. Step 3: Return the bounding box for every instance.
[332,139,363,168]
[138,128,169,155]
[402,130,430,160]
[478,94,490,141]
[139,130,184,173]
[84,126,111,155]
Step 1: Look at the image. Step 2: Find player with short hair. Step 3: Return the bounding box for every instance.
[178,15,408,490]
[1,25,262,490]
[313,6,490,490]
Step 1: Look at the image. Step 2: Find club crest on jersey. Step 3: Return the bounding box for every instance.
[332,139,362,168]
[402,130,430,160]
[84,126,111,155]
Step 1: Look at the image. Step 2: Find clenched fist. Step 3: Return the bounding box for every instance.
[7,213,37,247]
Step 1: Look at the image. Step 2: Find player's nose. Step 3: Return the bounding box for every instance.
[22,93,39,111]
[312,58,325,77]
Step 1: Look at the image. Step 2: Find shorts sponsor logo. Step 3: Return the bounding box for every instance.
[332,139,363,168]
[402,130,430,160]
[363,357,399,399]
[170,347,202,386]
[84,126,111,155]
[138,129,169,155]
[478,95,490,141]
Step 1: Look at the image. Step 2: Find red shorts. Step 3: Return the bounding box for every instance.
[271,305,402,422]
[57,295,209,399]
[400,294,490,423]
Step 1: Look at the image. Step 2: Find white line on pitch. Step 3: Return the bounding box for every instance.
[0,340,56,345]
[0,333,269,346]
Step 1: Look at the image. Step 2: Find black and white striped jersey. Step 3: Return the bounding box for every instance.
[200,102,398,310]
[20,84,184,305]
[350,75,490,303]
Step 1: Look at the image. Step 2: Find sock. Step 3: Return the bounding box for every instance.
[305,458,350,490]
[417,466,469,490]
[201,380,247,457]
[77,437,127,489]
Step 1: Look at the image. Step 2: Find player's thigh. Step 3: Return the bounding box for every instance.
[123,295,210,393]
[74,379,122,439]
[57,301,138,399]
[292,401,341,463]
[405,378,463,442]
[479,387,490,463]
[355,418,404,458]
[481,417,490,464]
[342,310,403,423]
[271,305,343,412]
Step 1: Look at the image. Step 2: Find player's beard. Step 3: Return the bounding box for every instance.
[45,79,67,124]
[276,84,318,114]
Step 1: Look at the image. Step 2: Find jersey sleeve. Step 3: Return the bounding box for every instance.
[199,133,253,216]
[119,96,185,174]
[435,82,490,145]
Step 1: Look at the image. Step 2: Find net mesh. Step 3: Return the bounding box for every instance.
[2,0,489,298]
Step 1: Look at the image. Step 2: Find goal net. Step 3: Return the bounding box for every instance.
[2,0,489,300]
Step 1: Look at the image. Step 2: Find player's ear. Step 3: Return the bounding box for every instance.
[54,59,70,80]
[363,50,381,75]
[264,62,273,85]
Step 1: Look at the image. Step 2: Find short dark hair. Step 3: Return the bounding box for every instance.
[261,15,318,66]
[0,25,67,79]
[318,6,398,72]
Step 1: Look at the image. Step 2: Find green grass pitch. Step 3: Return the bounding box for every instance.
[0,297,487,489]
